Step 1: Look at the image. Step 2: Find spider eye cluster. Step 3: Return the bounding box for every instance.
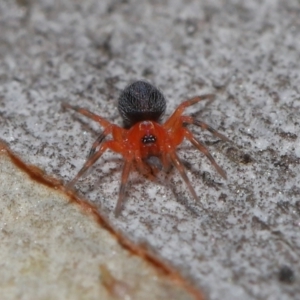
[141,134,157,144]
[118,81,166,128]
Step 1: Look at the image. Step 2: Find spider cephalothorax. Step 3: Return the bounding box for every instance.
[63,81,229,216]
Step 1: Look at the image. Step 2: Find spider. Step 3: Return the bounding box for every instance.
[62,81,229,216]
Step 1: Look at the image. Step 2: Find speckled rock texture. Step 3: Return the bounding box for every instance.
[0,150,197,300]
[0,0,299,299]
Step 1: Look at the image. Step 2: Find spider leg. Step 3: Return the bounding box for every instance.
[181,116,229,142]
[183,128,227,179]
[67,140,118,188]
[169,152,200,202]
[161,152,173,174]
[62,102,111,128]
[164,94,215,128]
[115,160,133,217]
[88,131,107,158]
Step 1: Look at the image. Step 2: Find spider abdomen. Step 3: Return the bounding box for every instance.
[118,81,166,128]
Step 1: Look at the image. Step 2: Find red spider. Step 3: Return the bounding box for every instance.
[63,81,229,216]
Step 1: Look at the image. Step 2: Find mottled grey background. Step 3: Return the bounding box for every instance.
[0,0,300,299]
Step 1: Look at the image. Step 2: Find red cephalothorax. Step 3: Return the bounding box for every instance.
[63,81,229,216]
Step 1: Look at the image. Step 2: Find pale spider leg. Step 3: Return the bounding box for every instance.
[181,116,230,142]
[62,103,111,128]
[183,128,227,179]
[68,140,120,188]
[161,152,173,174]
[169,151,200,202]
[164,94,215,129]
[115,160,133,217]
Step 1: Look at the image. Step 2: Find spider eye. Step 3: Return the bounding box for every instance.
[118,81,166,128]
